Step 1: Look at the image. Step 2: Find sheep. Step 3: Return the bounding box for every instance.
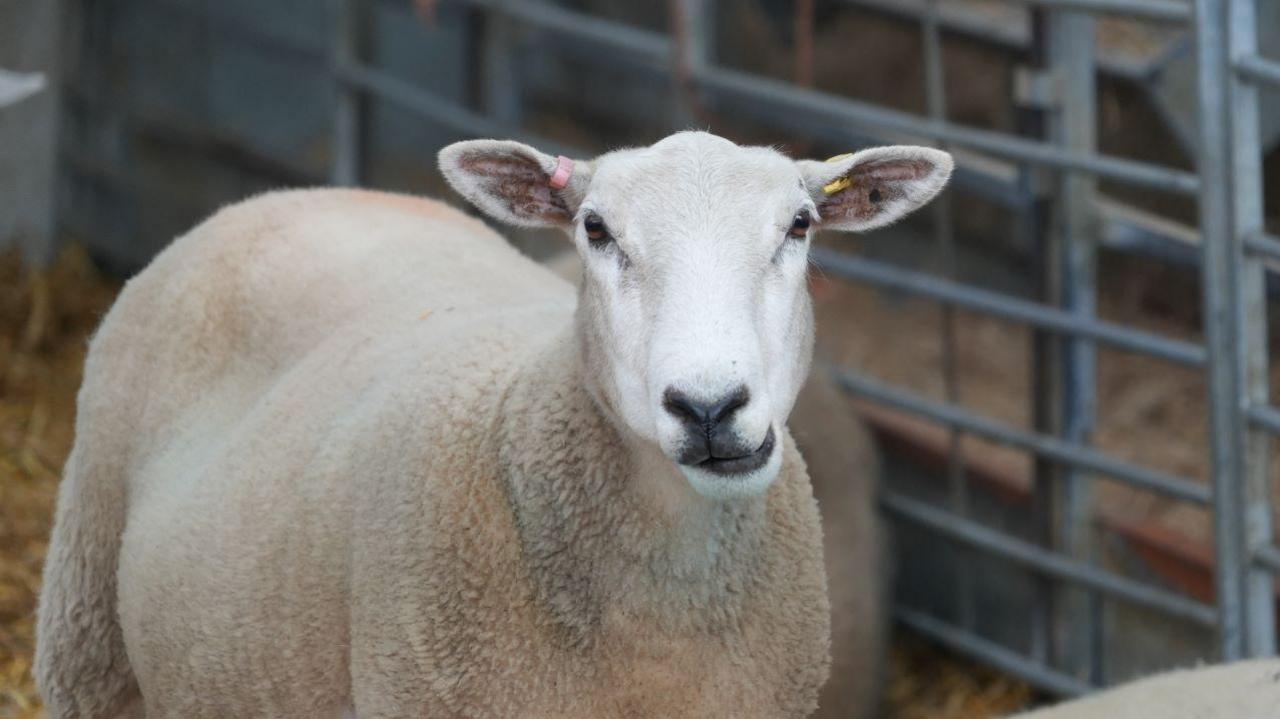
[790,368,886,718]
[1011,658,1280,718]
[35,131,951,718]
[543,251,886,718]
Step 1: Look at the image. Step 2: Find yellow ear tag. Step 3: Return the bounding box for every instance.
[822,153,854,195]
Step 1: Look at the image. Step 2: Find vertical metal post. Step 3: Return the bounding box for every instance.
[1046,7,1101,684]
[922,0,973,631]
[1226,0,1276,657]
[481,0,522,128]
[1194,0,1248,662]
[671,0,713,129]
[1022,7,1056,669]
[330,0,365,186]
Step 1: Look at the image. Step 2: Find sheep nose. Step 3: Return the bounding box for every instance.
[663,385,750,434]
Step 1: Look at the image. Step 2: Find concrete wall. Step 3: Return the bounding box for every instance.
[0,0,63,266]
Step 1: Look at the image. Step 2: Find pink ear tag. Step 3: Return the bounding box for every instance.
[548,155,574,189]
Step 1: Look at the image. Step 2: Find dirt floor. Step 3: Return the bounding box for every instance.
[0,248,1035,717]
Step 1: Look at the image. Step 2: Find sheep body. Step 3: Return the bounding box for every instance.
[789,369,885,719]
[35,188,830,718]
[1013,659,1280,718]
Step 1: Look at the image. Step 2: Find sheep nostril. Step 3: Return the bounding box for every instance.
[662,385,750,432]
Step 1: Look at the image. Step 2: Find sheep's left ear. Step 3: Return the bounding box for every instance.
[797,146,953,232]
[438,139,590,229]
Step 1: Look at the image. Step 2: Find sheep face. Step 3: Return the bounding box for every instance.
[440,132,952,500]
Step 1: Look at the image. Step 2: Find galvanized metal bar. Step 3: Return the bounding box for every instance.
[1022,6,1058,673]
[895,608,1093,697]
[836,0,1166,80]
[457,0,1201,194]
[696,65,1200,195]
[1234,53,1280,88]
[464,0,670,67]
[1226,0,1275,657]
[1246,404,1280,435]
[1047,7,1101,551]
[1243,231,1280,262]
[1045,5,1103,682]
[1099,205,1280,283]
[334,61,581,157]
[999,0,1191,22]
[835,368,1213,504]
[330,0,365,185]
[480,0,522,128]
[920,0,975,634]
[883,492,1219,626]
[671,0,714,128]
[922,0,960,487]
[1194,0,1249,661]
[810,248,1207,366]
[1255,545,1280,574]
[108,0,328,62]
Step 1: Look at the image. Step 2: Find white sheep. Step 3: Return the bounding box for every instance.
[1011,658,1280,718]
[790,369,887,718]
[35,131,951,718]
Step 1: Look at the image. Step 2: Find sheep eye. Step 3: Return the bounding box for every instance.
[788,210,811,239]
[583,213,611,246]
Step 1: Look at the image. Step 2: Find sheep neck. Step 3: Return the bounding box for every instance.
[497,324,770,642]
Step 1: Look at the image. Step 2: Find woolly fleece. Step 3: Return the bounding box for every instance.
[1012,658,1280,718]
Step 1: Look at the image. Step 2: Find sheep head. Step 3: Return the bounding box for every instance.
[440,131,951,500]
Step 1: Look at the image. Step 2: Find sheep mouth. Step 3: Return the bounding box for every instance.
[691,427,776,476]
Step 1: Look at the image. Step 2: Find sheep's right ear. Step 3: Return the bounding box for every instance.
[438,140,590,229]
